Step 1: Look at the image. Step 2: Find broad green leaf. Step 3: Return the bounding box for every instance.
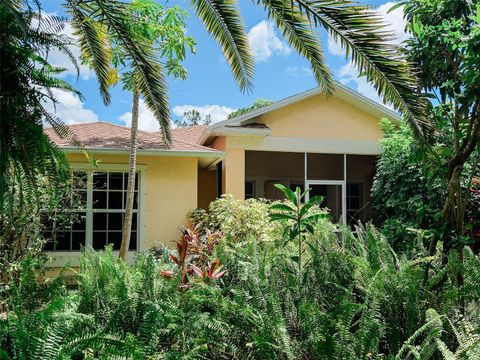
[274,183,297,204]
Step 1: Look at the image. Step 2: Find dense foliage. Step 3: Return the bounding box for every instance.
[1,197,479,359]
[371,119,445,251]
[402,0,480,254]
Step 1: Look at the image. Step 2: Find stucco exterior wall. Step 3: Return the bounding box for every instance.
[261,94,383,140]
[211,137,245,199]
[209,92,387,201]
[66,152,198,248]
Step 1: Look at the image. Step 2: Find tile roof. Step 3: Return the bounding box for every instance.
[45,122,218,153]
[172,125,208,145]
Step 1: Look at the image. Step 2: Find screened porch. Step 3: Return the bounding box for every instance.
[244,151,377,226]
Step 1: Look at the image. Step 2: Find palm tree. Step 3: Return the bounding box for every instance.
[66,0,428,136]
[80,1,195,260]
[0,0,83,210]
[64,0,428,260]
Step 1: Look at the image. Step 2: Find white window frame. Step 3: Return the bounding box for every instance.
[45,163,147,267]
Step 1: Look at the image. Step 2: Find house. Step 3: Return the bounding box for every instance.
[45,82,399,264]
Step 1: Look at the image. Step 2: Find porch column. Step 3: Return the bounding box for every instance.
[224,147,245,200]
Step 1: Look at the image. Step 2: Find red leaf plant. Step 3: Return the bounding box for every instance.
[160,225,226,290]
[190,259,227,285]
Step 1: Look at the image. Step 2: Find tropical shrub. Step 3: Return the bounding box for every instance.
[371,119,444,252]
[189,194,284,243]
[0,173,81,286]
[1,197,479,359]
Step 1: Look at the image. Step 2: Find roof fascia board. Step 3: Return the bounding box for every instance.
[209,81,401,130]
[62,147,226,158]
[210,127,271,137]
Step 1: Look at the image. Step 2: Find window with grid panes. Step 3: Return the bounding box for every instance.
[45,170,140,251]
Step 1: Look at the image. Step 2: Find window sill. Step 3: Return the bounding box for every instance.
[45,250,138,267]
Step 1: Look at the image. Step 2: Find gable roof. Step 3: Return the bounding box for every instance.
[210,81,401,134]
[45,122,220,154]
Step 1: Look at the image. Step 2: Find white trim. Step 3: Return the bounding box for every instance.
[45,164,146,266]
[63,147,226,158]
[210,81,401,130]
[227,136,382,155]
[210,127,271,137]
[70,163,147,171]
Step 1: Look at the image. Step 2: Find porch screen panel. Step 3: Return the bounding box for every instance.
[309,184,343,222]
[346,155,377,225]
[307,153,344,180]
[245,151,304,200]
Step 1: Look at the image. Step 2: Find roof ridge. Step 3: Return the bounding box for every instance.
[210,81,400,130]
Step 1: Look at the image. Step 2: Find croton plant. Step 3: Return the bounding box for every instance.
[160,225,225,289]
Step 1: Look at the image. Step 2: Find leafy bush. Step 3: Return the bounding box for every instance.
[189,194,284,243]
[0,173,80,300]
[1,198,479,359]
[372,119,445,251]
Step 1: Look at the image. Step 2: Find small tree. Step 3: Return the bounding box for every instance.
[403,0,480,253]
[270,184,326,277]
[402,0,480,307]
[108,1,195,260]
[174,109,211,127]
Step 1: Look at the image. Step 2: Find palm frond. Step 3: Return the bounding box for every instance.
[67,0,171,143]
[293,0,430,139]
[68,1,114,105]
[258,0,334,94]
[191,0,254,92]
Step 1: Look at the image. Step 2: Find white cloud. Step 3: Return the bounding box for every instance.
[327,36,345,57]
[376,2,410,45]
[39,12,92,80]
[248,20,291,62]
[172,104,236,124]
[327,2,409,57]
[285,66,312,77]
[118,100,160,131]
[43,89,99,124]
[118,103,236,132]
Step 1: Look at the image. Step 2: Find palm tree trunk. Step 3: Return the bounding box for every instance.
[119,83,139,261]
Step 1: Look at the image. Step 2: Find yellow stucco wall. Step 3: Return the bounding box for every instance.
[66,152,198,248]
[211,92,386,201]
[261,94,383,140]
[211,137,245,199]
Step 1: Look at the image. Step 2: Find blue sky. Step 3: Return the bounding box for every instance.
[42,0,407,131]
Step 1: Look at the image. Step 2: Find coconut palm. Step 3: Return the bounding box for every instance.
[66,0,429,141]
[0,0,83,210]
